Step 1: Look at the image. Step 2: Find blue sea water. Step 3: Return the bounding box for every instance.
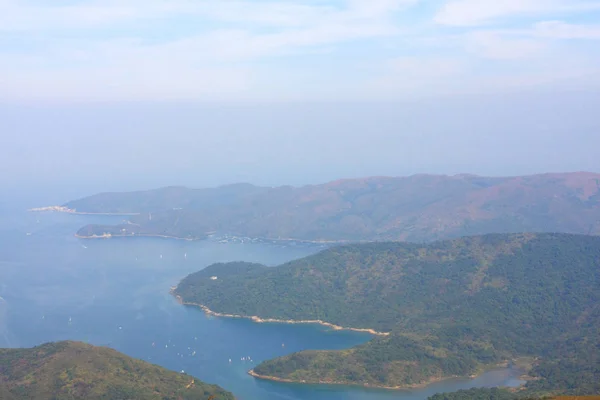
[0,200,524,400]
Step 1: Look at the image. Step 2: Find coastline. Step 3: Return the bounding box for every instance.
[247,362,527,391]
[170,290,526,392]
[77,230,360,245]
[28,206,372,244]
[28,206,369,244]
[74,233,201,241]
[66,211,140,216]
[247,369,482,391]
[244,235,367,245]
[28,206,139,216]
[170,288,389,337]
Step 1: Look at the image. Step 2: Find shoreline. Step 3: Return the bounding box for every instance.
[170,289,389,336]
[28,206,139,216]
[241,235,366,245]
[76,230,359,245]
[28,206,370,244]
[247,363,527,391]
[247,369,483,391]
[74,233,201,241]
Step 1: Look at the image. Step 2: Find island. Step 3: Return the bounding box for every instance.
[50,172,600,242]
[172,233,600,395]
[0,341,234,400]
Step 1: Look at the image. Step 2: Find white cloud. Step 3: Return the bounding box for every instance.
[0,1,409,101]
[434,0,600,26]
[0,0,415,31]
[0,1,154,31]
[534,20,600,39]
[0,0,599,101]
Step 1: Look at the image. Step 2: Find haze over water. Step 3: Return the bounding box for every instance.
[0,198,524,400]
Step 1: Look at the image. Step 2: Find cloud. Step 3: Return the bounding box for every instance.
[434,0,600,26]
[0,0,413,31]
[534,20,600,39]
[0,1,413,101]
[0,0,599,101]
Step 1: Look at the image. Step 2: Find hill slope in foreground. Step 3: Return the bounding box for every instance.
[428,388,600,400]
[0,341,234,400]
[61,172,600,242]
[174,233,600,394]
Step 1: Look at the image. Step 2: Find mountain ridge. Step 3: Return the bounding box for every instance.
[52,171,600,242]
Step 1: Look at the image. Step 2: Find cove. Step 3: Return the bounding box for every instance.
[0,204,524,400]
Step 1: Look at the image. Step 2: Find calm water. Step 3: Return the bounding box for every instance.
[0,202,524,400]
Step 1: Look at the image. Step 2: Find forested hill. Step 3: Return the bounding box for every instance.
[64,172,600,242]
[427,388,600,400]
[174,233,600,392]
[0,341,234,400]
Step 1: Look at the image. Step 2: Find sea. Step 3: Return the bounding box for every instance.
[0,198,524,400]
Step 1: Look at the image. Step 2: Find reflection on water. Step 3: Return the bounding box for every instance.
[0,207,524,400]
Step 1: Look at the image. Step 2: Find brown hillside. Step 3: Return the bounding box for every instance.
[67,172,600,242]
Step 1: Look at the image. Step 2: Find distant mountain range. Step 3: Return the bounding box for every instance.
[0,341,234,400]
[63,172,600,242]
[174,233,600,394]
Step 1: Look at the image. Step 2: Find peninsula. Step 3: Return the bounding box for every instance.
[0,341,234,400]
[171,287,389,336]
[173,233,600,395]
[57,172,600,242]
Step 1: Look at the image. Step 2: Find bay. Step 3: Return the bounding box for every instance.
[0,201,524,400]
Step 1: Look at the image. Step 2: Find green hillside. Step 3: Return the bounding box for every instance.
[426,388,600,400]
[174,233,600,392]
[0,341,234,400]
[427,388,521,400]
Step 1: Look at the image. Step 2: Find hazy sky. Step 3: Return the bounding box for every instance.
[2,0,600,101]
[1,1,599,202]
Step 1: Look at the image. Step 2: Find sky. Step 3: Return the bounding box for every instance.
[2,0,600,101]
[1,0,600,202]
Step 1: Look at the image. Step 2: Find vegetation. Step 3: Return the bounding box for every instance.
[76,220,206,241]
[428,388,519,400]
[66,172,600,242]
[524,303,600,395]
[174,233,600,392]
[426,388,600,400]
[0,341,234,400]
